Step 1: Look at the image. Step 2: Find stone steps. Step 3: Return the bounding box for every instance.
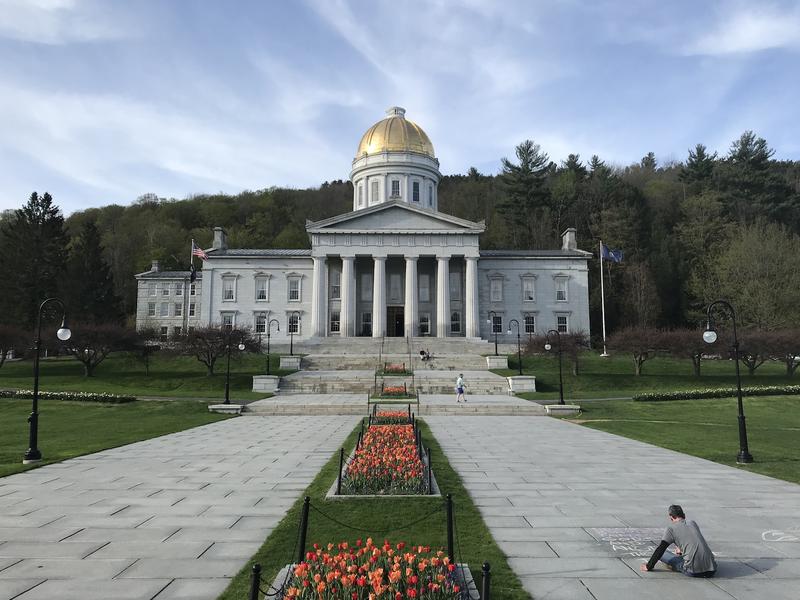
[277,369,509,394]
[244,403,546,416]
[302,353,489,371]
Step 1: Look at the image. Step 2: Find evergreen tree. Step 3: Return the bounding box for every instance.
[63,220,123,324]
[498,140,551,248]
[562,154,587,178]
[640,152,657,171]
[0,192,68,329]
[679,144,717,184]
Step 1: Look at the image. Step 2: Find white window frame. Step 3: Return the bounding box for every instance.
[174,302,182,317]
[254,312,267,333]
[173,326,182,337]
[358,184,364,207]
[175,282,183,296]
[391,179,400,198]
[419,274,431,302]
[428,184,433,206]
[361,312,372,336]
[254,276,269,301]
[557,314,569,333]
[161,284,170,297]
[371,180,379,204]
[412,181,420,202]
[222,277,236,302]
[330,270,341,300]
[159,326,168,340]
[147,302,156,317]
[419,312,431,335]
[490,278,503,302]
[524,314,536,334]
[288,313,301,334]
[522,276,536,302]
[160,302,169,317]
[492,315,503,334]
[555,277,568,302]
[148,282,157,297]
[288,276,301,302]
[450,311,461,334]
[221,312,235,330]
[330,310,340,333]
[189,302,196,317]
[190,283,197,296]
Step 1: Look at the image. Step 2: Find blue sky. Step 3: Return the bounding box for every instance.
[1,0,798,214]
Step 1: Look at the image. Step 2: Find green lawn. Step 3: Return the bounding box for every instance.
[573,395,800,484]
[498,351,798,401]
[218,420,530,600]
[0,352,292,401]
[0,399,230,478]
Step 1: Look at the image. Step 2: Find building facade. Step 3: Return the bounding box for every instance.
[135,107,592,343]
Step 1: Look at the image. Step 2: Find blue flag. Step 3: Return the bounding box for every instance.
[601,243,623,263]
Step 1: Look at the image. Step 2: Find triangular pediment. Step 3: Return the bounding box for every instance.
[307,201,484,233]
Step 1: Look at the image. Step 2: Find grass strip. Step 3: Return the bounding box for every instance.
[217,419,531,600]
[575,395,800,484]
[0,399,231,478]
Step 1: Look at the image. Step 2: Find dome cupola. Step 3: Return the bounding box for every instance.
[350,107,441,212]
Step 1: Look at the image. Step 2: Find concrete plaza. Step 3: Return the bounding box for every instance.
[0,416,357,600]
[427,416,800,600]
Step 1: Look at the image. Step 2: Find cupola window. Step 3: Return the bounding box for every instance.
[412,181,420,202]
[391,180,400,198]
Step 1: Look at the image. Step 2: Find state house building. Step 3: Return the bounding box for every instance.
[135,107,591,342]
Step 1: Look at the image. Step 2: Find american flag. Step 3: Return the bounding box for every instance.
[191,241,209,260]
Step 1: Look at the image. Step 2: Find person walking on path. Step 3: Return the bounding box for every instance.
[640,505,717,577]
[455,374,466,403]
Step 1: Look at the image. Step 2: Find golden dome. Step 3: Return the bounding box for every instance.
[356,107,435,158]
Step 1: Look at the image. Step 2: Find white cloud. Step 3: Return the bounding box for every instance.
[0,0,132,44]
[684,5,800,55]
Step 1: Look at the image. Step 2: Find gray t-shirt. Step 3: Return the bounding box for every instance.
[663,519,717,574]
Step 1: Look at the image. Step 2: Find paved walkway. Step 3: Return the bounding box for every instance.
[427,416,800,600]
[0,416,358,600]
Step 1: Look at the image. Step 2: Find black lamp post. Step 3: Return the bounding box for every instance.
[703,300,753,464]
[266,318,280,375]
[223,339,246,405]
[24,298,71,464]
[486,311,498,356]
[545,329,564,405]
[507,319,522,376]
[289,311,301,356]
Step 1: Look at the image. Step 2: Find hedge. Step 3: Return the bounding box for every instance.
[634,385,800,402]
[0,390,136,403]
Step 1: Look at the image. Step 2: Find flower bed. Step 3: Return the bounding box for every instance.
[342,425,425,495]
[633,385,800,402]
[283,538,462,599]
[382,385,412,398]
[374,410,411,425]
[381,362,412,375]
[0,390,136,403]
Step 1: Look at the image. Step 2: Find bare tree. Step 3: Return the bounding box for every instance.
[63,323,142,377]
[660,328,725,377]
[524,332,590,376]
[608,327,661,376]
[171,326,259,376]
[738,329,774,376]
[770,329,800,376]
[0,324,27,369]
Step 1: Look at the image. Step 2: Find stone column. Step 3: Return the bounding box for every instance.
[436,256,450,338]
[372,256,386,337]
[404,256,418,337]
[310,257,327,337]
[466,256,479,338]
[340,256,355,337]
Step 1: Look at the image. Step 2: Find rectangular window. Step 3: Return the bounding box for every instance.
[256,277,268,301]
[147,302,156,317]
[391,179,400,197]
[523,277,535,302]
[492,315,503,334]
[175,283,183,296]
[161,284,169,296]
[190,283,197,296]
[428,185,433,206]
[419,274,430,302]
[524,315,536,334]
[173,326,182,337]
[450,311,461,333]
[449,272,461,300]
[222,313,234,330]
[360,273,372,301]
[288,278,300,301]
[556,279,568,301]
[490,278,503,302]
[148,283,157,296]
[223,278,235,301]
[189,303,196,317]
[160,302,169,317]
[358,185,364,207]
[389,273,402,303]
[288,313,300,334]
[330,271,341,299]
[255,312,266,333]
[412,181,420,202]
[174,302,182,317]
[159,326,168,341]
[419,313,431,335]
[330,311,340,333]
[361,312,372,336]
[557,315,569,333]
[371,180,379,203]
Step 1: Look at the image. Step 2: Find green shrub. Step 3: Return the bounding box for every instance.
[0,390,136,403]
[633,385,800,402]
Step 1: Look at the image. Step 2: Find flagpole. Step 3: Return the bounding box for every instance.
[599,239,609,357]
[184,239,193,334]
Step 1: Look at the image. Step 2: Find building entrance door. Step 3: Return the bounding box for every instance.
[387,306,405,337]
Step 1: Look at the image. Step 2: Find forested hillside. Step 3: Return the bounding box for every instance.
[1,130,798,336]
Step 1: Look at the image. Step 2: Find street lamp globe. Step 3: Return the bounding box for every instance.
[238,342,245,351]
[57,324,71,341]
[702,330,717,344]
[544,343,552,351]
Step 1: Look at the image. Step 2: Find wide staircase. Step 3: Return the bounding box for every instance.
[274,336,512,395]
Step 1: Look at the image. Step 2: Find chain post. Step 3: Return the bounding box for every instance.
[297,496,310,564]
[481,562,491,600]
[249,563,262,600]
[446,493,454,562]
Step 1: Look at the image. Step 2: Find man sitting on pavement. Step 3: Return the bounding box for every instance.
[640,504,717,577]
